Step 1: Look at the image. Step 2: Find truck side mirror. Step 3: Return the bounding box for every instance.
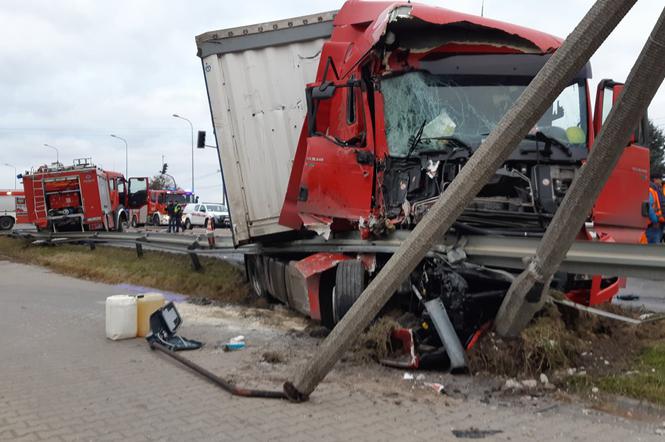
[593,79,645,146]
[197,131,206,148]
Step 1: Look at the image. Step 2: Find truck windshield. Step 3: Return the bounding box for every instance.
[382,72,587,158]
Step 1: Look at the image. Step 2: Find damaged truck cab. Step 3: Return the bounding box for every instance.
[197,1,649,343]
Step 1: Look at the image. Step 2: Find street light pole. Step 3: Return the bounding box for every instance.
[43,144,60,164]
[110,134,128,178]
[3,163,17,189]
[172,114,194,193]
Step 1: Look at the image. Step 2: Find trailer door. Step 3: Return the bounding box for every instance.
[592,79,650,243]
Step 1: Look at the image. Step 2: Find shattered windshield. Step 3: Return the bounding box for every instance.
[382,71,587,158]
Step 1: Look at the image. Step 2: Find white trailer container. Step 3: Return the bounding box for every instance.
[196,11,336,246]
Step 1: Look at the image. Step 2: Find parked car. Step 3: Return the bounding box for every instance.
[182,203,229,229]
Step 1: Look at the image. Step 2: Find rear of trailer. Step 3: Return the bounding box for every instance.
[196,11,336,246]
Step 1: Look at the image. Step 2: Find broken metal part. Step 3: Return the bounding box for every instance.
[411,285,468,373]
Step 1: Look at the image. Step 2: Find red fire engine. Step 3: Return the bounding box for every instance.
[21,159,129,232]
[126,178,195,227]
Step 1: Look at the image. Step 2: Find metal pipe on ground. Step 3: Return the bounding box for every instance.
[283,0,638,402]
[150,342,287,399]
[495,6,665,337]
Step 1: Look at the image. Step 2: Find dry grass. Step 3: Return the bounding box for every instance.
[0,236,249,303]
[468,294,665,405]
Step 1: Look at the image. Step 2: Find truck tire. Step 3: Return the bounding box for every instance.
[152,213,160,226]
[117,214,128,232]
[332,260,366,323]
[0,216,14,231]
[184,218,192,230]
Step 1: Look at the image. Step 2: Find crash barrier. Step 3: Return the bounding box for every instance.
[11,229,665,281]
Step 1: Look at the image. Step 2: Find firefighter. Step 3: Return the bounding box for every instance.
[166,200,176,233]
[174,202,183,233]
[646,173,665,244]
[206,214,216,249]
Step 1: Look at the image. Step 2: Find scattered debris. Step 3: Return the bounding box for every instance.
[452,428,503,439]
[403,373,415,380]
[424,382,446,394]
[222,335,245,352]
[539,373,549,385]
[522,379,538,389]
[262,351,285,364]
[307,325,330,338]
[503,379,523,391]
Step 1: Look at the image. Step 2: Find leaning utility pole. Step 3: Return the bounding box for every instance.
[283,0,638,402]
[495,6,665,337]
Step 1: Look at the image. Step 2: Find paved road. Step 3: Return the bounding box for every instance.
[1,260,664,441]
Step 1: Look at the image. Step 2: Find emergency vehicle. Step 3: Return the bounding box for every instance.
[0,190,27,230]
[126,180,195,227]
[21,159,129,232]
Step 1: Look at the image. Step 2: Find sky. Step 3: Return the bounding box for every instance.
[1,0,664,200]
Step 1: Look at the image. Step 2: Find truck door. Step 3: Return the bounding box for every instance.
[592,79,650,242]
[128,177,149,208]
[297,78,374,222]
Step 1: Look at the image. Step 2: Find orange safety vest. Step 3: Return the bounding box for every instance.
[649,187,664,221]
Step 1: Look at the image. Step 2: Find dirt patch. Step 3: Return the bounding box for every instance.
[262,351,285,364]
[346,316,401,364]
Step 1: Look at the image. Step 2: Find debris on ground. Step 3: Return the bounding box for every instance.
[452,428,503,439]
[347,316,400,363]
[222,335,246,351]
[262,351,285,364]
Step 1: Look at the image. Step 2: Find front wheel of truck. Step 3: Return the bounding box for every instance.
[332,260,366,324]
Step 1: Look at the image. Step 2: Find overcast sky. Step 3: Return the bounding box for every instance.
[1,0,663,200]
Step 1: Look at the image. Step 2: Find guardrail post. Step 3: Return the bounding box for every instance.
[135,243,144,258]
[283,0,637,402]
[495,6,665,337]
[88,241,96,251]
[189,252,203,272]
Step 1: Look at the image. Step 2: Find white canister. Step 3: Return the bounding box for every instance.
[105,295,137,340]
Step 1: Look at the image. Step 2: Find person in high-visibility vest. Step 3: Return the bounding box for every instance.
[646,173,665,244]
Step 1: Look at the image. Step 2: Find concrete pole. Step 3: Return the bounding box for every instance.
[495,7,665,337]
[284,0,637,401]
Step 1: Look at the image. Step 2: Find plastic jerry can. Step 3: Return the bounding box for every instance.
[136,293,165,337]
[105,295,137,340]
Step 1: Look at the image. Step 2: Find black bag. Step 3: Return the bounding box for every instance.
[146,302,203,351]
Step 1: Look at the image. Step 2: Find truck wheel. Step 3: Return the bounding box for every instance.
[117,214,128,232]
[184,219,192,230]
[332,260,366,323]
[152,213,160,226]
[0,216,14,231]
[131,216,138,228]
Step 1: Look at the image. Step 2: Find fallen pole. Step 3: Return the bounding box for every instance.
[495,6,665,337]
[283,0,638,402]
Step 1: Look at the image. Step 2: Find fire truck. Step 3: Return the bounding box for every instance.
[127,183,195,227]
[196,0,651,336]
[0,190,27,230]
[21,159,129,232]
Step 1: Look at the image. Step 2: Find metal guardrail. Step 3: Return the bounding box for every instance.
[10,229,665,281]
